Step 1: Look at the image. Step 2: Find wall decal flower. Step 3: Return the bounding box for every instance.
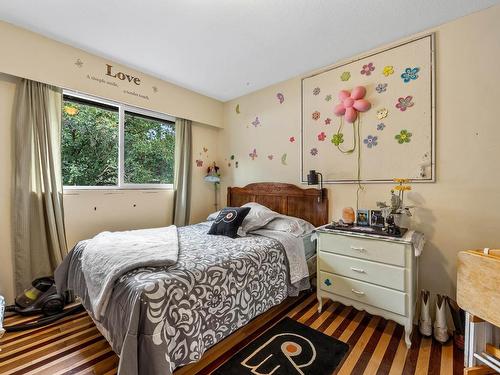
[317,132,327,141]
[195,159,203,167]
[395,96,414,111]
[230,155,235,160]
[333,86,371,123]
[249,148,258,160]
[395,129,412,144]
[281,153,288,165]
[289,136,296,143]
[235,104,240,114]
[376,108,388,120]
[64,106,78,116]
[276,93,284,104]
[312,111,321,120]
[331,133,344,146]
[74,58,83,68]
[251,117,260,127]
[340,71,351,81]
[375,83,388,93]
[324,118,332,125]
[401,67,420,83]
[267,154,274,160]
[364,135,378,148]
[310,148,318,156]
[313,87,321,96]
[325,94,332,102]
[382,65,394,76]
[377,123,386,131]
[360,62,375,76]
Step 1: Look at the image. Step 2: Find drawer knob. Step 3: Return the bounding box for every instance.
[350,267,365,273]
[324,278,332,286]
[351,289,365,295]
[350,246,365,252]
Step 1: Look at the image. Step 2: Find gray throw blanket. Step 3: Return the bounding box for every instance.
[81,225,179,319]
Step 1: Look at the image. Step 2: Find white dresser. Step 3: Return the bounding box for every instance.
[316,228,417,348]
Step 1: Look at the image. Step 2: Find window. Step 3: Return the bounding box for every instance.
[62,92,175,188]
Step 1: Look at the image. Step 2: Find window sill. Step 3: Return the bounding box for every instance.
[63,185,174,193]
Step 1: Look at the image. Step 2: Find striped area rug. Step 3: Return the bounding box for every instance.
[0,293,463,374]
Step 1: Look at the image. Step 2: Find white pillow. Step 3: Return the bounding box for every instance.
[207,210,220,221]
[239,202,280,235]
[264,215,315,237]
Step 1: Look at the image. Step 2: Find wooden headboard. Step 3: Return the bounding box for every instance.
[227,182,329,227]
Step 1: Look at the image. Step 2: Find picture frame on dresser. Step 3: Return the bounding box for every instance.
[316,228,418,348]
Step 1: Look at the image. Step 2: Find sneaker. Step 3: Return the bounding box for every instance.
[419,290,432,337]
[434,294,449,343]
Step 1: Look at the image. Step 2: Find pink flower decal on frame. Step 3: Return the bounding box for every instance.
[333,86,372,123]
[361,62,375,76]
[324,118,332,125]
[317,132,327,141]
[312,111,320,120]
[310,148,318,156]
[395,96,414,111]
[289,136,295,143]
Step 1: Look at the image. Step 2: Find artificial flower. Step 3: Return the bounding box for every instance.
[395,130,412,144]
[401,67,420,83]
[395,96,414,111]
[331,133,344,146]
[382,65,394,76]
[361,62,375,76]
[363,135,378,148]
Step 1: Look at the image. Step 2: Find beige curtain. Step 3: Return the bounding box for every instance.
[13,79,67,293]
[172,118,192,226]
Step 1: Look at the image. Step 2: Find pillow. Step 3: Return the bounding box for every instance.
[239,202,281,235]
[264,215,315,237]
[208,207,251,238]
[207,210,220,221]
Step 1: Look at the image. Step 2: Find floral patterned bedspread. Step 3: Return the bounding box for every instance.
[56,222,305,375]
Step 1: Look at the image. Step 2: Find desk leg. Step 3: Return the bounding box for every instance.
[317,295,323,313]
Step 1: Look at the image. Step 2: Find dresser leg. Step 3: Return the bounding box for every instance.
[317,296,323,313]
[404,325,412,348]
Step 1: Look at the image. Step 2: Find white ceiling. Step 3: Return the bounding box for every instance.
[0,0,498,101]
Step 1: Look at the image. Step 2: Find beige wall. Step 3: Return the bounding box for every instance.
[0,70,220,302]
[0,20,223,128]
[219,5,500,298]
[0,21,223,302]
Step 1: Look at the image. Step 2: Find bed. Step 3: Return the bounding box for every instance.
[55,183,328,375]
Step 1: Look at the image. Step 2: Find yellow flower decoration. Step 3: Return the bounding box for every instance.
[394,185,412,191]
[393,178,410,183]
[383,65,394,76]
[64,106,78,116]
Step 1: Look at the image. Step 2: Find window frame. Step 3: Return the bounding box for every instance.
[62,90,176,191]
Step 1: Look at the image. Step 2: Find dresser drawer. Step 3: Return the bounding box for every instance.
[319,233,406,267]
[319,271,406,316]
[319,251,406,291]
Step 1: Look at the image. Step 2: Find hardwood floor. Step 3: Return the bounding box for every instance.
[0,293,463,374]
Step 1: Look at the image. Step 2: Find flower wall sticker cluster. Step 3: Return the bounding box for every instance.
[401,67,420,83]
[395,96,414,111]
[364,135,378,148]
[382,65,394,76]
[360,63,375,76]
[396,130,412,144]
[375,83,388,93]
[276,93,284,104]
[340,71,351,81]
